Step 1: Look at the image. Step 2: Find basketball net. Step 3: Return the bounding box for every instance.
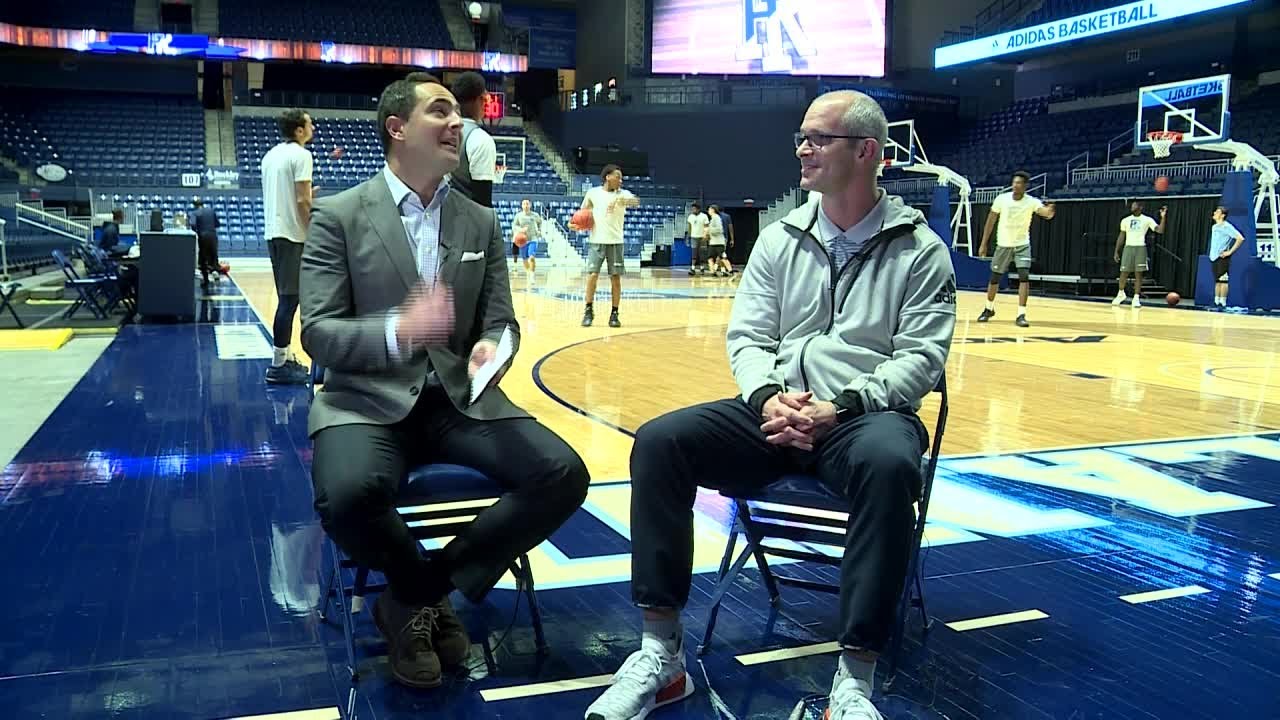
[1147,130,1182,159]
[494,163,507,184]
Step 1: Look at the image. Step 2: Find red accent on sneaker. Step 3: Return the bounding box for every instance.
[654,673,688,705]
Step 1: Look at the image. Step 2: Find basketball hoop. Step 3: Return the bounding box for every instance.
[494,163,507,184]
[1147,130,1183,159]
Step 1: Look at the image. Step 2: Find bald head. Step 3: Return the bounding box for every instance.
[816,90,888,152]
[796,90,888,195]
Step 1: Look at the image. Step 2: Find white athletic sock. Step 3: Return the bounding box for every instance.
[1215,296,1224,305]
[272,347,289,367]
[985,300,995,311]
[1017,304,1027,317]
[836,651,876,698]
[641,615,682,657]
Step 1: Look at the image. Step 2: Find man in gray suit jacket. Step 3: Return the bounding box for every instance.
[302,73,589,690]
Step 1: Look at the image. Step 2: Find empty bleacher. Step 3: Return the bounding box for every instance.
[0,89,204,187]
[235,115,568,195]
[0,1,134,31]
[217,0,453,49]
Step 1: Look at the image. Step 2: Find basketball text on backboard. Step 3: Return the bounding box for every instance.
[1136,74,1230,150]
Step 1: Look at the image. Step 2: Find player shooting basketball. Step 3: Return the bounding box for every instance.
[977,170,1056,327]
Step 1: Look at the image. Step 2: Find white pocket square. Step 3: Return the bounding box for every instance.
[460,251,486,262]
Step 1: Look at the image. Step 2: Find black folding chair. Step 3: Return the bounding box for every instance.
[0,281,23,328]
[51,249,112,320]
[697,374,949,689]
[308,364,548,715]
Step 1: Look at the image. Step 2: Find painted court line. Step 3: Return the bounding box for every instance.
[736,641,841,666]
[480,673,614,702]
[1119,585,1211,604]
[221,708,340,720]
[945,609,1048,632]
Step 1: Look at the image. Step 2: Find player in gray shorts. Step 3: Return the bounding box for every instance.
[990,244,1032,275]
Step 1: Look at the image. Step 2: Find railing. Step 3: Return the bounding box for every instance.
[16,202,91,242]
[1066,152,1090,184]
[880,177,940,197]
[1106,126,1136,165]
[1069,156,1280,187]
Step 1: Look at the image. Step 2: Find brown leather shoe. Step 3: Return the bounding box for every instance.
[373,594,442,688]
[433,595,471,667]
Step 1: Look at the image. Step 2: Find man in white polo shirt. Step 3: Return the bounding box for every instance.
[977,170,1055,327]
[260,107,314,384]
[1112,201,1167,308]
[686,202,709,275]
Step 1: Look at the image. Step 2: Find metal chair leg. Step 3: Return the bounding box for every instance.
[320,564,338,623]
[516,554,549,654]
[697,534,756,656]
[329,541,360,683]
[698,527,739,655]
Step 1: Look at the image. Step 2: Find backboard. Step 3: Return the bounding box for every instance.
[883,119,920,169]
[1136,74,1230,150]
[492,136,526,174]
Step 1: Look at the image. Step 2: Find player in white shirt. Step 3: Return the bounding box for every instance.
[573,164,639,327]
[706,205,730,276]
[448,71,497,207]
[260,108,315,384]
[686,203,709,275]
[976,170,1055,327]
[1112,202,1167,307]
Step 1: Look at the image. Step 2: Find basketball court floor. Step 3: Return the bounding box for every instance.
[1,261,1277,720]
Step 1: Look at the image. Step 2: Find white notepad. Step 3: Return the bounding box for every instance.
[469,325,514,405]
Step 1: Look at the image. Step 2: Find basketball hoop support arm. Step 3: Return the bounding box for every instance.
[1193,140,1280,265]
[903,162,974,253]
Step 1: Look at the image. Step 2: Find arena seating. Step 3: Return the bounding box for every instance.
[0,207,78,274]
[0,1,135,32]
[217,0,453,49]
[0,89,203,187]
[235,116,567,195]
[104,192,686,261]
[1021,0,1119,28]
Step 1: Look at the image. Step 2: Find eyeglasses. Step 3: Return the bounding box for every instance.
[794,132,873,149]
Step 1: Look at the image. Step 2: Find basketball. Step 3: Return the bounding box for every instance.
[1166,292,1181,306]
[571,208,594,230]
[1154,175,1170,192]
[513,230,529,248]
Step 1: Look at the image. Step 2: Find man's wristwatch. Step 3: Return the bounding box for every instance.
[832,392,864,424]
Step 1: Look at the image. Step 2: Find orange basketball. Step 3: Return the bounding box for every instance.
[1166,292,1181,306]
[571,208,594,230]
[1154,175,1170,192]
[513,230,529,248]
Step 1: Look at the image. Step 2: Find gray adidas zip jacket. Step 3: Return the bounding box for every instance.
[727,193,956,416]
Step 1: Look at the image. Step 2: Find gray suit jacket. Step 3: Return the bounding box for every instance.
[301,172,527,437]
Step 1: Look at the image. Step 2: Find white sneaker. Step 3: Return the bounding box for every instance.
[1111,293,1126,306]
[585,642,693,720]
[826,678,884,720]
[1131,296,1142,308]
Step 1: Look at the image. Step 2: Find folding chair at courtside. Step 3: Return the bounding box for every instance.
[698,374,949,690]
[0,281,22,328]
[51,249,113,320]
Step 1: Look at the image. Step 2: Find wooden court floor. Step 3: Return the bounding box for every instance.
[234,263,1280,482]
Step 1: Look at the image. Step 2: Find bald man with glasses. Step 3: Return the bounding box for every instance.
[584,91,956,720]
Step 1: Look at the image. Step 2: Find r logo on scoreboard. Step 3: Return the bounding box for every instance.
[735,0,816,73]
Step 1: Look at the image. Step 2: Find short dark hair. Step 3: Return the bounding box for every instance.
[377,72,443,153]
[691,202,701,209]
[193,199,203,208]
[601,164,621,181]
[451,71,487,105]
[1217,205,1229,218]
[278,108,310,141]
[1012,170,1031,183]
[111,208,123,220]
